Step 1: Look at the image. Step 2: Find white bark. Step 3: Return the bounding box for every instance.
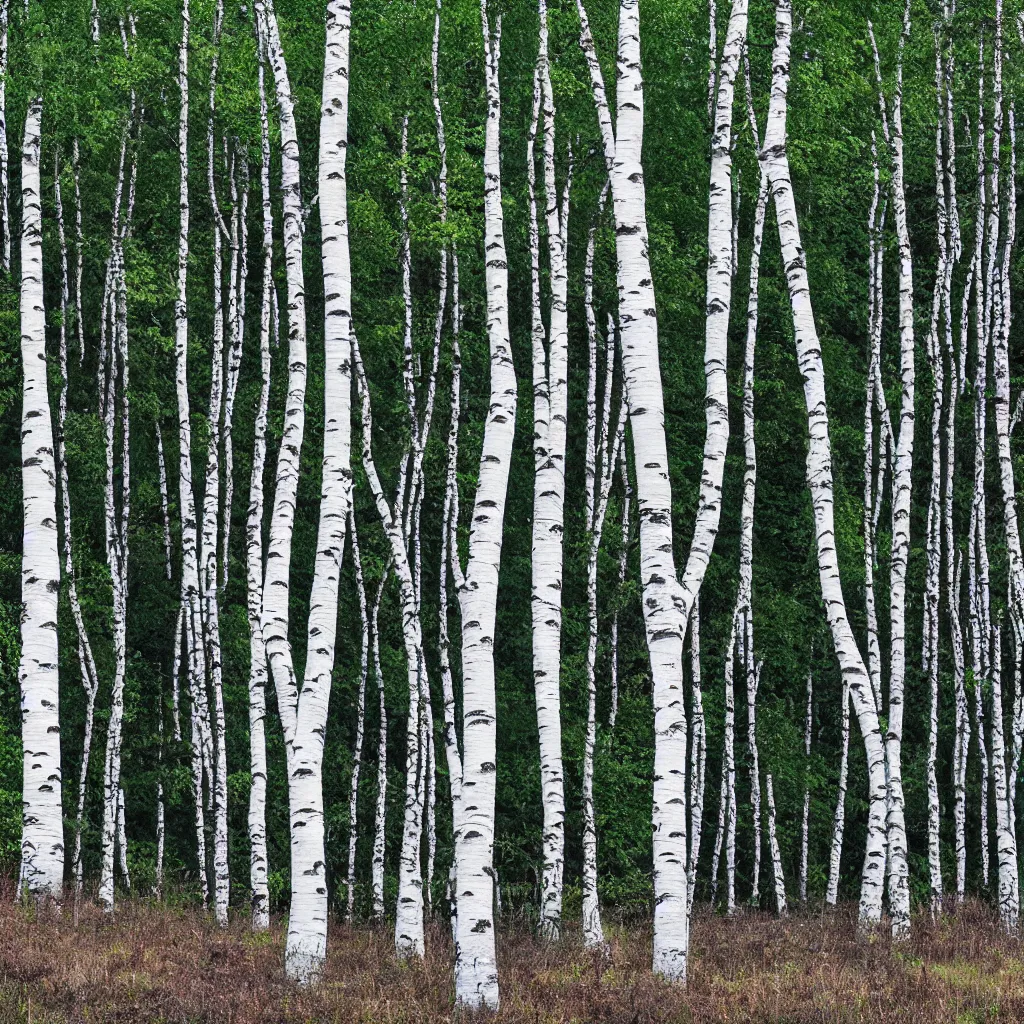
[531,0,570,941]
[990,628,1019,930]
[345,505,369,921]
[710,608,738,915]
[18,96,64,901]
[351,339,427,960]
[255,0,354,981]
[370,571,388,921]
[826,678,850,906]
[202,13,230,923]
[800,672,812,904]
[765,772,786,916]
[609,446,631,735]
[99,91,137,913]
[156,423,173,580]
[575,0,746,980]
[583,320,625,950]
[245,34,274,933]
[172,0,209,902]
[762,0,888,928]
[116,787,130,890]
[450,4,516,1006]
[687,596,705,914]
[869,8,913,939]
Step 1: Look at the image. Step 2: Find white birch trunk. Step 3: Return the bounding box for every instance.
[800,672,812,904]
[826,679,850,906]
[575,0,747,980]
[687,596,705,914]
[370,573,388,921]
[450,5,517,1006]
[531,0,570,942]
[18,96,64,901]
[346,505,369,920]
[990,628,1019,930]
[765,772,786,916]
[351,339,428,959]
[762,0,888,928]
[244,36,274,934]
[869,8,913,939]
[261,0,354,980]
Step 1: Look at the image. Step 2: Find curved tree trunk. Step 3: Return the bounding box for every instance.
[762,0,888,928]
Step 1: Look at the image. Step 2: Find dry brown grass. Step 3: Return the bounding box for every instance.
[1,885,1022,1023]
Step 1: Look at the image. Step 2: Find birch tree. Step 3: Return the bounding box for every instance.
[18,95,64,901]
[531,0,571,941]
[762,0,889,928]
[243,27,275,932]
[254,0,354,981]
[575,0,748,979]
[869,6,913,939]
[447,2,518,1005]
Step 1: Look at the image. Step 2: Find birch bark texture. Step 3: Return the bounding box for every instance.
[450,1,518,1006]
[18,95,64,901]
[762,0,889,928]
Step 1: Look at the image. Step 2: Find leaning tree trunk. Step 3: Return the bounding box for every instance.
[762,0,888,929]
[18,96,64,901]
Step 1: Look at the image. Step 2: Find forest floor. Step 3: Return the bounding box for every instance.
[0,887,1022,1023]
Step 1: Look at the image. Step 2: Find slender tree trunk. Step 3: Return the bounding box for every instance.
[762,0,888,928]
[346,506,369,921]
[449,4,517,1006]
[575,0,747,980]
[826,679,850,906]
[800,672,812,904]
[869,7,914,939]
[370,572,388,922]
[711,608,738,915]
[687,596,705,913]
[530,0,571,941]
[18,96,64,901]
[244,35,275,933]
[55,153,101,897]
[990,628,1019,929]
[765,772,786,916]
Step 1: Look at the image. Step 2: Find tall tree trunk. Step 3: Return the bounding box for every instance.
[18,95,64,901]
[531,0,571,942]
[345,506,369,921]
[869,6,914,939]
[762,0,888,928]
[244,32,275,933]
[575,0,747,980]
[449,3,517,1006]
